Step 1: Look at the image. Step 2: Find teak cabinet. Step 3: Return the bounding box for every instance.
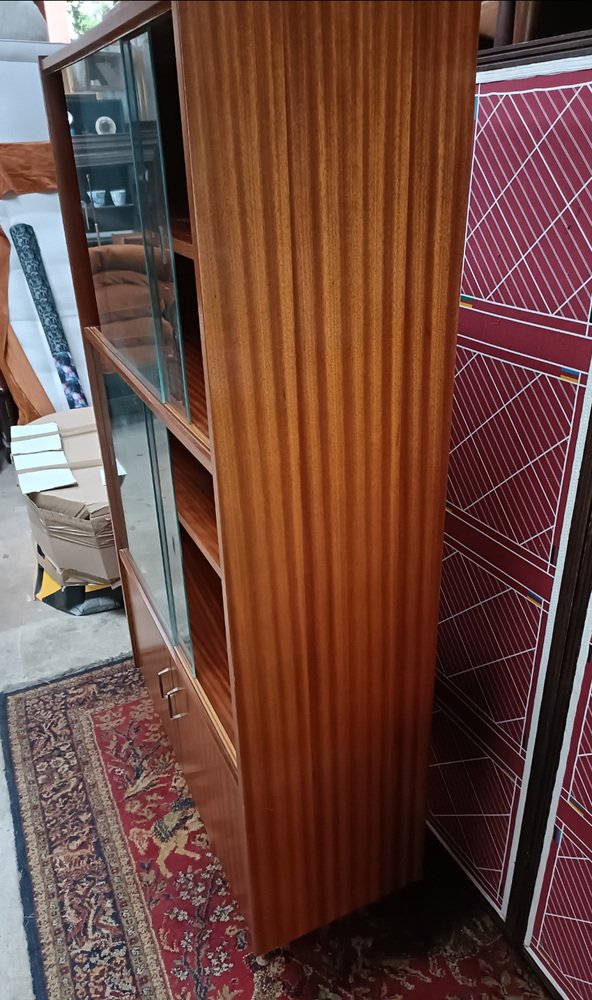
[42,0,480,952]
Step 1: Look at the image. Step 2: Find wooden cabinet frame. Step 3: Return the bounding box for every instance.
[42,0,479,951]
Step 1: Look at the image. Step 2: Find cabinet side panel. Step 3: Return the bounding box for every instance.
[177,0,479,949]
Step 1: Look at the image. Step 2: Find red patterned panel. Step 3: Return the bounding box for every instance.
[439,541,512,619]
[465,84,592,322]
[438,548,541,753]
[530,828,592,1000]
[429,703,518,907]
[431,67,592,922]
[527,649,592,999]
[568,682,592,817]
[447,355,577,561]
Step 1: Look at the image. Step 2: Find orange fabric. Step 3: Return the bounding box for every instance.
[89,242,171,279]
[0,142,56,198]
[0,228,53,423]
[88,244,175,365]
[89,243,148,275]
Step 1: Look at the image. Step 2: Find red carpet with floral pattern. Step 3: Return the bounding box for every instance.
[0,659,550,999]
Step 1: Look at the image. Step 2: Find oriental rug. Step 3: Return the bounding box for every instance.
[0,658,549,999]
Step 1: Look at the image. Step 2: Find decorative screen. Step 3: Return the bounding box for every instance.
[428,65,592,918]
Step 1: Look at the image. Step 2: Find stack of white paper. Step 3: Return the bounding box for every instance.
[11,424,78,495]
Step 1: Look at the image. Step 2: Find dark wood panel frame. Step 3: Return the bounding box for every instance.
[478,26,592,69]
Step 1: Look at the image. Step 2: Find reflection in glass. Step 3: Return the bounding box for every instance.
[105,373,169,624]
[104,372,193,670]
[123,30,188,414]
[149,415,193,667]
[64,29,189,415]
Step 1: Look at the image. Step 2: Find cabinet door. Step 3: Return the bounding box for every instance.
[122,29,189,415]
[63,37,188,413]
[103,371,193,667]
[169,658,247,908]
[148,413,192,660]
[120,548,177,747]
[121,554,247,910]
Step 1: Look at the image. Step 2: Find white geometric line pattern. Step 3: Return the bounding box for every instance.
[532,828,592,999]
[568,678,592,819]
[429,704,517,907]
[438,545,541,752]
[433,72,592,934]
[448,346,577,561]
[464,84,592,323]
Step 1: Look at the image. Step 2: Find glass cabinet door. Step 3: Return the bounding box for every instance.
[104,371,193,668]
[122,31,189,415]
[64,35,189,415]
[147,414,192,659]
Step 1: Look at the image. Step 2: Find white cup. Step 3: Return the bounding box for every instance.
[87,189,106,208]
[110,189,126,206]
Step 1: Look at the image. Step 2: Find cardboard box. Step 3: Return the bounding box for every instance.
[33,407,102,469]
[19,408,120,586]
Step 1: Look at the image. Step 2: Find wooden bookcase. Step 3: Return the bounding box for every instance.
[41,0,480,952]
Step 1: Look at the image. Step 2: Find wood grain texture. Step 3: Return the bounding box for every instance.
[177,0,479,950]
[183,343,209,441]
[170,436,220,574]
[179,526,233,741]
[171,218,194,260]
[171,644,248,911]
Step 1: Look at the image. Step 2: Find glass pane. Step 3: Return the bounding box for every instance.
[63,39,189,414]
[123,31,189,416]
[149,416,194,669]
[103,372,170,630]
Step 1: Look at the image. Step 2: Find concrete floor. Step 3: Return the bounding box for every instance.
[0,459,131,1000]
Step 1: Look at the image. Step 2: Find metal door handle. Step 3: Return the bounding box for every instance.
[166,686,189,720]
[158,666,172,698]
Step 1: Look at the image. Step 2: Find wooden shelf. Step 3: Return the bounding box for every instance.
[71,125,158,167]
[171,217,193,259]
[85,325,212,472]
[184,341,209,441]
[174,251,208,445]
[72,131,134,167]
[170,436,220,574]
[180,525,233,741]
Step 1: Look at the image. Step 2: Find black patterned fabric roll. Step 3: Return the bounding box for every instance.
[9,223,88,409]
